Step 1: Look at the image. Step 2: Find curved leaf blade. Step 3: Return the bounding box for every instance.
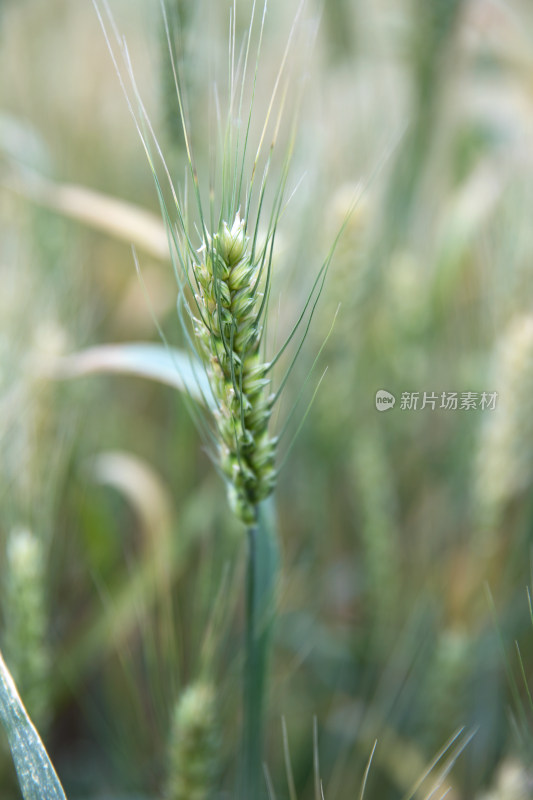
[3,167,169,260]
[48,343,214,408]
[0,651,67,800]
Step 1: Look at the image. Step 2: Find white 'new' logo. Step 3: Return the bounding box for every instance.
[375,389,396,411]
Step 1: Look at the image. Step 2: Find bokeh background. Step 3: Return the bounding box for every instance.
[2,0,533,798]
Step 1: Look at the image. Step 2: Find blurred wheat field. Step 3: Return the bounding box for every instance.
[2,0,533,798]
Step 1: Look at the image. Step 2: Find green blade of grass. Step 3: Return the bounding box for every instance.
[0,651,67,800]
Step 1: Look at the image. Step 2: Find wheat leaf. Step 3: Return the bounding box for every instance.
[0,651,67,800]
[4,168,169,260]
[48,342,214,409]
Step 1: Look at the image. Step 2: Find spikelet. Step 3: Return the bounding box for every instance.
[352,428,399,639]
[166,683,219,800]
[476,758,533,800]
[313,184,368,442]
[423,628,471,751]
[2,527,50,731]
[191,213,276,524]
[474,315,533,533]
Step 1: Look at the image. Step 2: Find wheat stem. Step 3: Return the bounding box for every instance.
[242,499,279,800]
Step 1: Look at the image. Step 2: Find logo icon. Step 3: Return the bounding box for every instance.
[375,389,396,411]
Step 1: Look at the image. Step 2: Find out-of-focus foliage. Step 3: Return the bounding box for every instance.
[2,0,533,798]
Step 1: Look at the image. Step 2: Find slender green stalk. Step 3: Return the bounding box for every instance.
[242,498,279,800]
